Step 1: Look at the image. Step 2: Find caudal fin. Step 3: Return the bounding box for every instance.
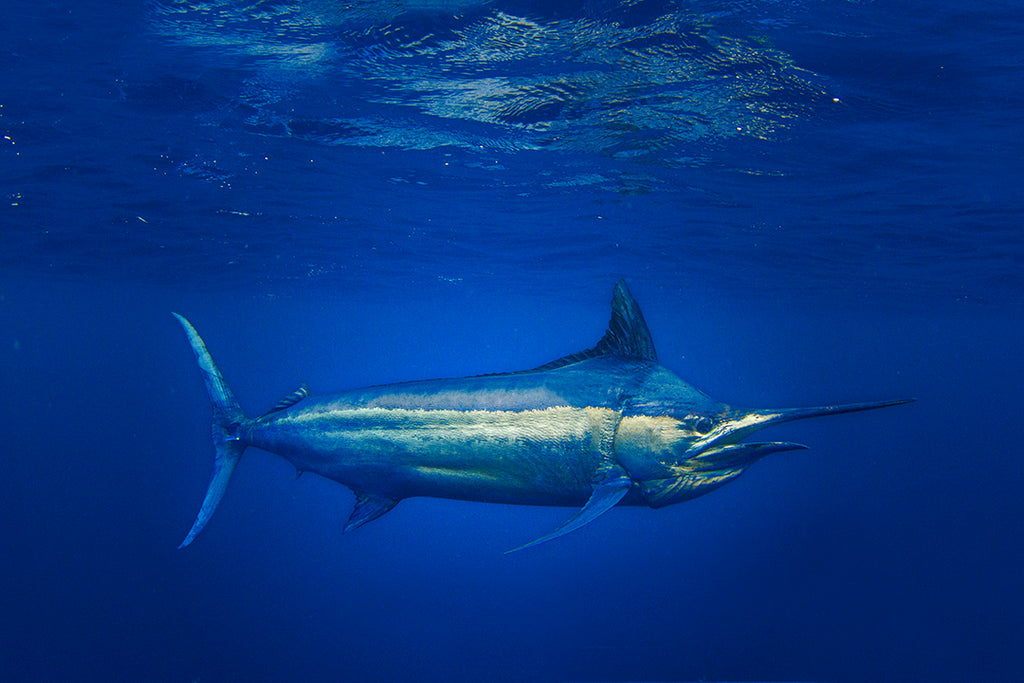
[173,313,248,549]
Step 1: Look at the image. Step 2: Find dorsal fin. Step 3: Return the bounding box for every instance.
[258,382,309,419]
[532,279,658,371]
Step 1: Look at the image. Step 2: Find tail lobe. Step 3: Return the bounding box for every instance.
[173,313,248,549]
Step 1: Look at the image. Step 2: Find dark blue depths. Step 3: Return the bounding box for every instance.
[2,0,1023,681]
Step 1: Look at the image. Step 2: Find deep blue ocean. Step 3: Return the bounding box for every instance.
[2,0,1023,681]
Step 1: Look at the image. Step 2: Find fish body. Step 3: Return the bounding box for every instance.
[174,281,911,550]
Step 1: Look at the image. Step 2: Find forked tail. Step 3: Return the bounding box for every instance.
[173,313,248,549]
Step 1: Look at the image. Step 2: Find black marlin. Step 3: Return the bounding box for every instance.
[174,280,911,551]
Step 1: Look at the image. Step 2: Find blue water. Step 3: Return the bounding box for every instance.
[2,0,1022,680]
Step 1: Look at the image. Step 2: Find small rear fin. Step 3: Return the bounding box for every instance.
[173,313,248,549]
[531,279,658,372]
[258,383,310,419]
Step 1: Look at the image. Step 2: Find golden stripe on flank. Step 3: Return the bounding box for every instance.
[260,405,622,497]
[282,404,620,441]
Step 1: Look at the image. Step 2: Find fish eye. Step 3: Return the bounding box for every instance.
[688,416,713,434]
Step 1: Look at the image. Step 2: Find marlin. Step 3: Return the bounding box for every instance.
[174,281,911,551]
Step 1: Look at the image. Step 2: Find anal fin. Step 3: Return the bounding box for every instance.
[345,492,400,533]
[507,466,632,553]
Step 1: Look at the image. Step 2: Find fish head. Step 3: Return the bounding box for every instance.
[613,399,913,508]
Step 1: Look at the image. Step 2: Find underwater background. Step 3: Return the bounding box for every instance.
[2,0,1022,680]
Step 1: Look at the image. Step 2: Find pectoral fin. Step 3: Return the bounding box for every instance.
[507,469,632,553]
